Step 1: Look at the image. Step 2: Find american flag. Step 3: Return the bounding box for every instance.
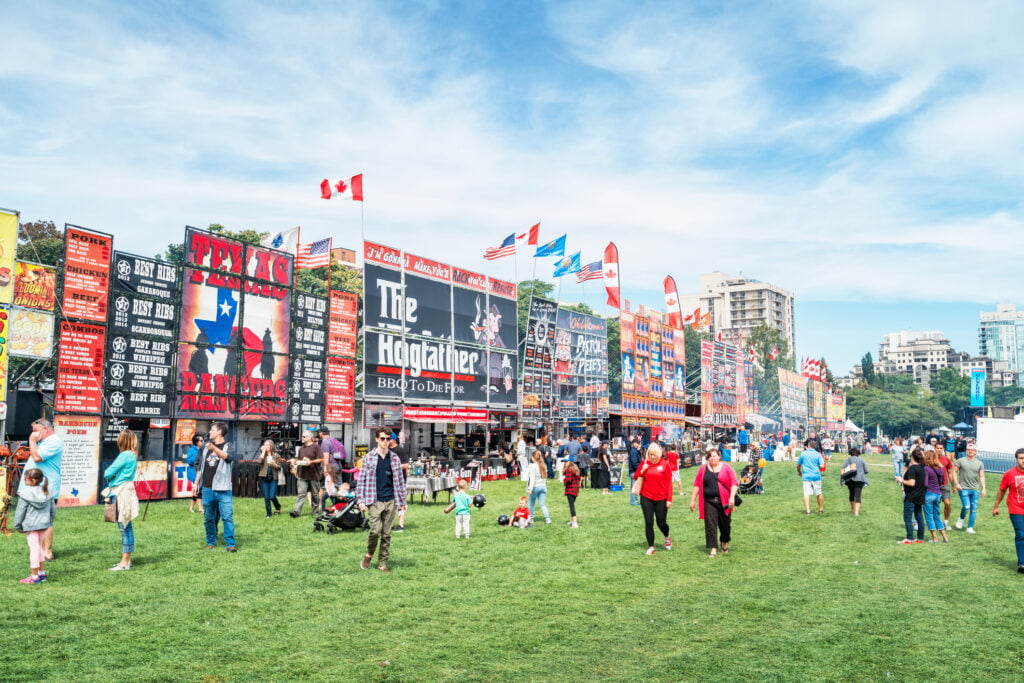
[484,233,516,260]
[296,238,331,268]
[576,260,603,283]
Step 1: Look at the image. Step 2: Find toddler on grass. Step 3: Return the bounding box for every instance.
[14,468,56,584]
[452,479,472,539]
[510,496,532,529]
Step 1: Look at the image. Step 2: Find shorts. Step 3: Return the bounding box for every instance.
[671,471,680,483]
[802,480,822,496]
[940,485,951,502]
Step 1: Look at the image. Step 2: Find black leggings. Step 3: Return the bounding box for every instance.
[566,494,577,517]
[847,482,864,503]
[640,496,670,547]
[704,500,731,549]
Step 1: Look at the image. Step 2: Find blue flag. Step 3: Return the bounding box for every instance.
[553,252,581,277]
[534,234,566,258]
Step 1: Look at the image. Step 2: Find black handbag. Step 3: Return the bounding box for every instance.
[732,493,743,508]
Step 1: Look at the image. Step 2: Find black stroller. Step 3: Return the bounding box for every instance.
[313,499,369,533]
[738,463,764,495]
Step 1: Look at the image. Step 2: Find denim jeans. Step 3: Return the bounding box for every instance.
[261,477,280,516]
[903,499,924,541]
[528,487,550,522]
[892,459,904,479]
[629,471,639,505]
[1010,514,1024,566]
[958,489,980,528]
[202,488,235,547]
[112,494,134,553]
[924,491,943,531]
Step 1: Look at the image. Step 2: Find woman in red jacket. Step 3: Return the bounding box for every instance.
[690,448,739,557]
[633,442,674,555]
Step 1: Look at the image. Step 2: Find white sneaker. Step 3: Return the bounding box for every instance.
[966,527,976,534]
[944,522,952,530]
[954,519,963,530]
[109,564,131,571]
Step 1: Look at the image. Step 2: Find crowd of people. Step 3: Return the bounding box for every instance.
[11,421,1024,582]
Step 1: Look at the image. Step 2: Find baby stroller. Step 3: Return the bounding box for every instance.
[738,463,764,495]
[313,498,368,534]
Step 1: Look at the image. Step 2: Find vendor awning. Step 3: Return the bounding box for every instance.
[403,406,490,423]
[745,413,779,428]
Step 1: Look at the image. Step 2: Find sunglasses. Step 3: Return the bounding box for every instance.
[377,436,389,441]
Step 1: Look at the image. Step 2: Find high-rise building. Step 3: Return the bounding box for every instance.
[876,331,954,388]
[979,303,1024,385]
[679,271,795,352]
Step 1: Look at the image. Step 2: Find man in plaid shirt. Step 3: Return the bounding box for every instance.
[357,427,407,573]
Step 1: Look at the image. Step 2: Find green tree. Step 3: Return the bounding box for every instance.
[845,386,952,436]
[873,373,917,394]
[988,384,1024,406]
[17,220,64,265]
[606,316,621,404]
[930,367,970,414]
[861,353,875,385]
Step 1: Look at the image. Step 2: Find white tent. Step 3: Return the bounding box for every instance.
[845,419,863,432]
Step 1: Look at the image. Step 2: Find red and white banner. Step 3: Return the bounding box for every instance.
[603,242,620,309]
[403,406,489,423]
[663,275,683,328]
[320,174,363,201]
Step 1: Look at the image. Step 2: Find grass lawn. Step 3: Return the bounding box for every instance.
[2,455,1021,681]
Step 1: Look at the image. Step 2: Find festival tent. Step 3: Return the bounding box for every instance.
[745,414,779,428]
[953,422,972,430]
[844,419,863,432]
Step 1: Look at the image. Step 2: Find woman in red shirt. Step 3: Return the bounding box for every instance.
[562,461,582,528]
[633,442,674,555]
[690,448,739,557]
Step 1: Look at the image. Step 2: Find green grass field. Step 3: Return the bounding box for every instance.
[2,456,1021,682]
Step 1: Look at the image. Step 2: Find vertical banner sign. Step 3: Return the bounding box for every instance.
[555,308,608,420]
[289,292,328,423]
[702,340,740,427]
[778,368,809,431]
[521,296,557,424]
[62,225,112,322]
[55,321,106,413]
[325,356,356,421]
[970,369,986,407]
[0,209,18,305]
[0,307,8,420]
[54,414,102,507]
[176,227,293,420]
[105,252,180,417]
[620,309,686,426]
[700,340,713,424]
[362,241,519,411]
[328,291,358,356]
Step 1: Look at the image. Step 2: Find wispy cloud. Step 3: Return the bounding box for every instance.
[1,0,1022,311]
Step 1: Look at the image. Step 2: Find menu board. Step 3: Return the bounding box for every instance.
[104,335,175,417]
[62,225,112,322]
[288,355,326,423]
[328,291,358,357]
[112,253,178,302]
[55,321,106,413]
[8,308,54,359]
[54,415,102,507]
[109,292,177,339]
[325,356,356,422]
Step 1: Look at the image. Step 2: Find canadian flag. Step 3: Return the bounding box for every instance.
[819,361,827,381]
[663,275,683,328]
[768,345,779,361]
[320,174,363,201]
[517,222,540,246]
[603,242,620,309]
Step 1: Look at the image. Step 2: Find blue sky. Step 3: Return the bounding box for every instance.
[3,1,1023,374]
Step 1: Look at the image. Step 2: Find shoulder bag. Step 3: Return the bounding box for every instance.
[104,495,118,523]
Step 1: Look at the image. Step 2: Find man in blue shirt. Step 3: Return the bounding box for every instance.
[797,439,826,515]
[20,419,64,560]
[565,436,582,462]
[738,428,750,458]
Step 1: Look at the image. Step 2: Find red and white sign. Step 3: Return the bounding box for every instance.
[364,241,403,268]
[406,253,451,282]
[325,356,355,422]
[62,226,112,322]
[55,321,106,413]
[403,406,489,423]
[452,267,488,292]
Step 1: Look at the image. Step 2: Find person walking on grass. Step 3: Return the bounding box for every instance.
[991,447,1024,573]
[562,460,581,528]
[13,469,55,583]
[19,419,63,562]
[937,448,956,531]
[357,427,407,573]
[953,443,986,533]
[898,449,927,544]
[196,421,237,552]
[923,449,950,543]
[797,439,826,515]
[890,437,906,483]
[526,450,551,525]
[186,434,204,514]
[256,439,283,518]
[690,449,738,557]
[840,447,869,516]
[289,430,324,517]
[633,442,673,556]
[103,430,140,571]
[628,436,644,506]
